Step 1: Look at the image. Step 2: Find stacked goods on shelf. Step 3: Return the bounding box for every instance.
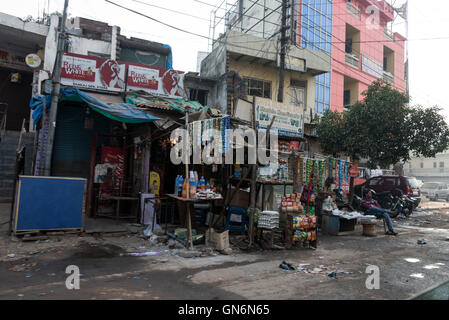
[278,140,291,153]
[278,159,289,182]
[280,192,302,213]
[292,215,317,242]
[257,161,290,183]
[257,211,279,229]
[281,192,318,244]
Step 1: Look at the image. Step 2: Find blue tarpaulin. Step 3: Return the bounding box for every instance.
[162,44,173,69]
[29,94,51,128]
[29,86,160,127]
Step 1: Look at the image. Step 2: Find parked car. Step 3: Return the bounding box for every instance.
[420,182,449,201]
[354,175,421,207]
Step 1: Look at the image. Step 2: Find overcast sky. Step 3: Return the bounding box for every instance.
[2,0,449,118]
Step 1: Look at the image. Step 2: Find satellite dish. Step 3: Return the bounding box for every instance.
[25,54,42,68]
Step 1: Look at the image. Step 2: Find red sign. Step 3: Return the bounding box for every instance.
[61,59,96,82]
[349,163,359,178]
[127,65,159,91]
[61,53,185,98]
[126,63,184,98]
[61,53,126,92]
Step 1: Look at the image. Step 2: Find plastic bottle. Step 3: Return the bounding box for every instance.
[177,176,184,196]
[182,178,188,198]
[234,164,241,178]
[200,176,206,191]
[189,172,197,198]
[174,175,180,195]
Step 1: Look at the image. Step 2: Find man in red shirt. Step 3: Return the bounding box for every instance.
[361,190,398,236]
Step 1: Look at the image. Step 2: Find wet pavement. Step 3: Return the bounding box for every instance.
[1,202,449,300]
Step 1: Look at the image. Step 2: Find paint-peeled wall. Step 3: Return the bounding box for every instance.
[228,58,316,113]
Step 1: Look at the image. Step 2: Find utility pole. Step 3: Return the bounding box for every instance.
[278,0,290,103]
[43,0,69,176]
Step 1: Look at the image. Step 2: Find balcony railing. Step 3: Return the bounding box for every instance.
[383,71,394,84]
[384,27,394,40]
[345,53,360,69]
[347,2,361,20]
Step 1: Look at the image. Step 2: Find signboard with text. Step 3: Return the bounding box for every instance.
[126,63,185,99]
[60,53,185,98]
[61,53,126,92]
[255,97,304,138]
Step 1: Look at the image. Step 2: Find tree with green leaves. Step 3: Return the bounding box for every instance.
[317,80,449,168]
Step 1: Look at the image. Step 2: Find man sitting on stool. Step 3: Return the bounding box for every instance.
[361,190,398,236]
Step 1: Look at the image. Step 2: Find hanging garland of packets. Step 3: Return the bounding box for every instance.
[297,156,352,192]
[188,116,231,161]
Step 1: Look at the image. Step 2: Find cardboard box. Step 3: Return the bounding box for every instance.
[206,213,226,228]
[229,187,250,208]
[205,228,230,250]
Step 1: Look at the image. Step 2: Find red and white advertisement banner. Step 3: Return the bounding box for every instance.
[126,63,185,99]
[61,53,126,92]
[61,53,185,98]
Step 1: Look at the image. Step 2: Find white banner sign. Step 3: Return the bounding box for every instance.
[255,97,304,138]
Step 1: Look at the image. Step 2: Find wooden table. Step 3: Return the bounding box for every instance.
[166,194,223,249]
[100,196,139,220]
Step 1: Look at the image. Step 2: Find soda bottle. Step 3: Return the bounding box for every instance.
[200,176,206,191]
[182,178,188,198]
[176,175,184,197]
[189,172,197,198]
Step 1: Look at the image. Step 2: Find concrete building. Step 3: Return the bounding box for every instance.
[203,0,331,148]
[0,13,49,199]
[0,12,49,131]
[405,153,449,184]
[326,0,406,112]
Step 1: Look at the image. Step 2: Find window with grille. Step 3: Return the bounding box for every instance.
[243,78,271,99]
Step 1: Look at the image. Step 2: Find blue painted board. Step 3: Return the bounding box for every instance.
[14,176,86,232]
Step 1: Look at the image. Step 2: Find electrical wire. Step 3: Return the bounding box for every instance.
[130,0,210,22]
[104,0,284,56]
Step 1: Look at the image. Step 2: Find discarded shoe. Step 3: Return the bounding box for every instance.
[328,272,337,280]
[279,262,290,271]
[417,239,427,245]
[282,261,296,270]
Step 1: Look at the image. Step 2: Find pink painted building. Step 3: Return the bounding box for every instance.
[294,0,406,114]
[330,0,406,112]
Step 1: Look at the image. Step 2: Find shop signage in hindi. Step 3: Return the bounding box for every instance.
[256,97,304,138]
[61,53,126,92]
[126,63,185,99]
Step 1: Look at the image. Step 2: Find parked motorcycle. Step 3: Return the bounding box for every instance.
[389,190,415,218]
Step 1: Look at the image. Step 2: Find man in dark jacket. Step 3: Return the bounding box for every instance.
[361,190,398,236]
